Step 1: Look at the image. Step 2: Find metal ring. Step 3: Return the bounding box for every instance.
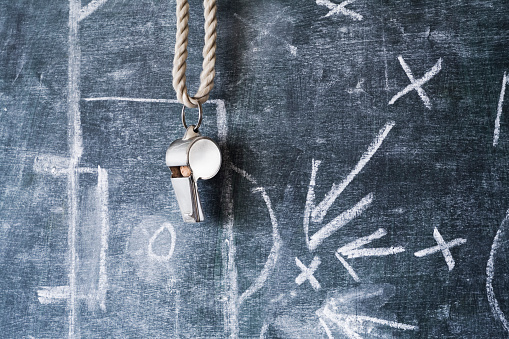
[181,101,203,131]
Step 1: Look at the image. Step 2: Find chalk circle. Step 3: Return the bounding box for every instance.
[487,212,509,333]
[148,222,176,262]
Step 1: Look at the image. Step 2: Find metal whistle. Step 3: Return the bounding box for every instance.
[166,125,221,222]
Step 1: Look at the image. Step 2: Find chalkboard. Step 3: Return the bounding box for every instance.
[2,0,509,337]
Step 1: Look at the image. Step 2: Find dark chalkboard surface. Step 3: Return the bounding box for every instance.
[2,0,509,337]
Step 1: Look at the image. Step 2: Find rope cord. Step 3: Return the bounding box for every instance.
[172,0,217,108]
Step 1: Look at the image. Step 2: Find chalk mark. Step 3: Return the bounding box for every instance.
[487,209,509,333]
[389,56,442,109]
[316,0,363,21]
[79,0,110,22]
[147,222,177,262]
[494,72,509,147]
[295,256,322,290]
[414,227,466,271]
[337,228,405,259]
[97,166,109,311]
[233,13,297,57]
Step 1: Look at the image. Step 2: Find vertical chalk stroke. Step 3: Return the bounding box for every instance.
[493,72,509,147]
[67,0,82,337]
[79,0,110,22]
[389,56,442,109]
[97,166,109,311]
[316,0,363,21]
[487,209,509,333]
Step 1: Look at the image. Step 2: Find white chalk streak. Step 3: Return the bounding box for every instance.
[295,256,321,290]
[215,99,227,146]
[147,222,176,262]
[319,317,334,339]
[335,252,360,282]
[344,247,405,258]
[233,13,297,56]
[83,97,181,104]
[97,166,109,311]
[493,72,508,147]
[320,307,362,339]
[323,306,419,332]
[79,0,109,22]
[33,154,97,177]
[311,121,394,223]
[337,228,387,253]
[304,159,321,249]
[413,238,467,257]
[318,0,363,21]
[238,187,281,306]
[37,286,70,304]
[487,210,509,333]
[68,0,81,336]
[230,164,257,185]
[389,56,442,109]
[309,193,373,251]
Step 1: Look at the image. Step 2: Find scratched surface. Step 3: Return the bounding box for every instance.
[2,0,509,337]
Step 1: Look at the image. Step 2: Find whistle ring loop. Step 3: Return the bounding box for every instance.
[181,101,203,131]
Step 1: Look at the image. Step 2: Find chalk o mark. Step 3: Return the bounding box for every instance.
[487,210,509,333]
[148,222,176,262]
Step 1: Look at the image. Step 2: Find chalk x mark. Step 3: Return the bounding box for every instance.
[233,13,297,56]
[414,227,466,271]
[316,0,363,21]
[79,0,110,22]
[295,256,321,290]
[389,56,442,109]
[487,209,509,333]
[494,72,509,147]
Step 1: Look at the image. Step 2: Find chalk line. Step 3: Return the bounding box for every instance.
[311,121,394,223]
[319,308,362,339]
[487,209,509,333]
[389,56,442,109]
[216,100,239,338]
[493,72,508,147]
[295,256,321,290]
[318,317,334,339]
[303,159,321,249]
[335,252,360,282]
[238,186,281,306]
[97,166,109,311]
[317,0,363,21]
[309,193,373,251]
[230,164,258,185]
[33,154,97,176]
[83,97,181,104]
[79,0,109,22]
[414,227,466,271]
[233,13,297,56]
[337,228,387,253]
[67,0,82,336]
[37,286,70,304]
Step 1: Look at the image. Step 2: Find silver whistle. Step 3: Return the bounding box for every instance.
[166,125,221,222]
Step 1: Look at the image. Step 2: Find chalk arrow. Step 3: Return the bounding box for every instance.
[303,122,395,252]
[337,228,406,259]
[318,306,419,338]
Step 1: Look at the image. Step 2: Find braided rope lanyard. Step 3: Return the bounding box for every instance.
[172,0,217,129]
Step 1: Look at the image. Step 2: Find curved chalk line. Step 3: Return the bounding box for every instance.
[231,165,282,308]
[487,209,509,333]
[148,222,177,262]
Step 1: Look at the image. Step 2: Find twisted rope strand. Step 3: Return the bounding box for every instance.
[172,0,217,108]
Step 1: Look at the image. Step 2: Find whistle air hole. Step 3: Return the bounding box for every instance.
[170,167,182,178]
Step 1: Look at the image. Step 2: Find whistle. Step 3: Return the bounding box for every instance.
[166,126,221,222]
